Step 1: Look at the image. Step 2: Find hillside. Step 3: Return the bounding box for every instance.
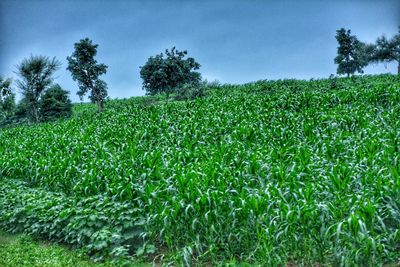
[1,74,399,266]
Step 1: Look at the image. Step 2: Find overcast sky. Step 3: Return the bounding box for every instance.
[0,0,399,102]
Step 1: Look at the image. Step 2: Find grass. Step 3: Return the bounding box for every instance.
[1,74,400,265]
[0,231,117,267]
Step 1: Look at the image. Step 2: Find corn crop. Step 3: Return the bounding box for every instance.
[0,74,399,266]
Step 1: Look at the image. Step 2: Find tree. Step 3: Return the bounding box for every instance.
[370,28,400,74]
[334,28,368,76]
[39,84,72,121]
[140,47,201,97]
[67,38,108,112]
[15,55,61,123]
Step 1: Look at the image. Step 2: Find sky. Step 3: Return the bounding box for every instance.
[0,0,399,103]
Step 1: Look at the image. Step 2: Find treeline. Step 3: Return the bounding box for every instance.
[1,27,399,126]
[0,39,108,127]
[0,39,211,127]
[334,27,400,76]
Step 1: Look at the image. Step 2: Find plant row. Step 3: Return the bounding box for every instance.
[0,179,154,263]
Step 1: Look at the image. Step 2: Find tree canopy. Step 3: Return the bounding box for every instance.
[15,55,61,123]
[370,28,400,74]
[334,28,368,76]
[0,77,12,100]
[140,47,201,96]
[39,84,72,121]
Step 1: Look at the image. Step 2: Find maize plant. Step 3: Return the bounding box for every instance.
[0,74,399,266]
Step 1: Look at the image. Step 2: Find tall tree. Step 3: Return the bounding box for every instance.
[15,55,61,123]
[67,38,108,112]
[370,28,400,74]
[140,47,201,97]
[334,28,367,76]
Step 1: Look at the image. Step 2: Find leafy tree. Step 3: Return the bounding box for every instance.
[334,28,368,76]
[15,55,61,123]
[67,38,108,112]
[39,84,72,121]
[140,47,201,97]
[370,28,400,74]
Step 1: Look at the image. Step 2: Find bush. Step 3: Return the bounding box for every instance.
[0,93,16,127]
[39,84,72,121]
[174,83,207,101]
[201,79,221,89]
[0,179,151,262]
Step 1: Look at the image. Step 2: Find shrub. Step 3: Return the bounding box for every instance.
[39,84,72,122]
[174,83,207,101]
[0,179,151,261]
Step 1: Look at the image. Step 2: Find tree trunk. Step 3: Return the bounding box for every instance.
[32,103,39,123]
[96,101,103,113]
[397,61,400,75]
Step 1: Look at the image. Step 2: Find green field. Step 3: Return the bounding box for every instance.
[1,74,399,266]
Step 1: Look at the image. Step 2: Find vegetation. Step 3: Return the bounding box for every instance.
[0,76,12,99]
[174,82,207,101]
[140,47,201,97]
[67,38,108,113]
[371,28,400,74]
[15,55,61,123]
[334,28,368,76]
[0,231,150,267]
[13,97,31,123]
[335,26,400,76]
[1,74,399,266]
[0,77,16,126]
[39,84,73,121]
[0,179,151,263]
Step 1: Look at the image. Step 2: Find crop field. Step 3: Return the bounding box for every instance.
[0,75,399,266]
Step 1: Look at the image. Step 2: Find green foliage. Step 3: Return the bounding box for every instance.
[39,84,72,122]
[0,77,16,126]
[0,231,125,267]
[140,47,201,96]
[174,82,207,101]
[14,97,30,122]
[67,38,108,112]
[334,28,368,76]
[15,55,61,123]
[0,180,149,262]
[1,75,400,265]
[0,76,12,100]
[371,28,400,74]
[0,93,16,127]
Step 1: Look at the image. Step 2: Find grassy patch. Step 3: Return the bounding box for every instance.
[0,231,115,267]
